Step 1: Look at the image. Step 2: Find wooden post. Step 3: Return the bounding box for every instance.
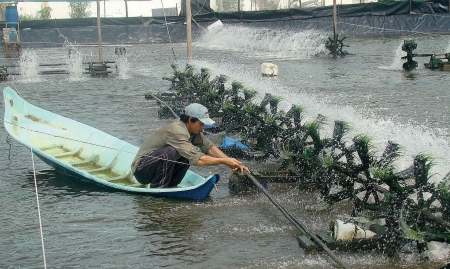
[238,0,242,21]
[97,0,103,63]
[333,0,338,58]
[186,0,192,61]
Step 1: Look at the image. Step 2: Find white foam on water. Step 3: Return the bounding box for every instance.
[224,223,293,235]
[379,40,407,71]
[67,51,86,81]
[18,49,41,82]
[114,55,130,79]
[198,24,329,60]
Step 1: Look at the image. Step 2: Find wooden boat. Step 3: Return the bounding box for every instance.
[3,87,219,200]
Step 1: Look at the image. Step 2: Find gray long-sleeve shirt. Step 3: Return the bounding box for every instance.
[131,120,214,174]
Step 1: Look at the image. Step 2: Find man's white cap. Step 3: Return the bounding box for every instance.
[184,103,215,125]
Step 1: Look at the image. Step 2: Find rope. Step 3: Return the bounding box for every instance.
[56,28,86,61]
[160,0,177,61]
[191,17,207,31]
[6,134,12,159]
[7,85,48,269]
[3,119,190,167]
[244,170,351,269]
[192,0,208,16]
[337,20,448,37]
[29,138,48,269]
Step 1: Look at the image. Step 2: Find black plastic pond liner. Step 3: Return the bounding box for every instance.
[14,0,450,47]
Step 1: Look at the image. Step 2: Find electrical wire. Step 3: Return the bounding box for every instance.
[3,118,190,167]
[160,0,177,61]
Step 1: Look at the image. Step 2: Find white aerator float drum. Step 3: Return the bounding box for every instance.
[333,219,377,241]
[261,63,278,77]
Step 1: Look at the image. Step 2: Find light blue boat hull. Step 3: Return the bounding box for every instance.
[3,87,219,200]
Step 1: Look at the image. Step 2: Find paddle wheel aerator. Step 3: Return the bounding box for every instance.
[325,35,349,56]
[402,40,450,71]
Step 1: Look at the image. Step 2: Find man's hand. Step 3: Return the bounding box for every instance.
[198,146,250,172]
[223,157,249,172]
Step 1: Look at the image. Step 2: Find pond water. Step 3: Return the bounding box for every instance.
[1,25,450,268]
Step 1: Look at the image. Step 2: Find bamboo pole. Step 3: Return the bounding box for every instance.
[96,0,103,63]
[333,0,338,58]
[186,0,192,61]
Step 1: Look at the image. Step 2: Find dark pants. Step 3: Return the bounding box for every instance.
[134,146,190,188]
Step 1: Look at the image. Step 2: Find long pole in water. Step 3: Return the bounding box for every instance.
[147,93,179,119]
[333,0,338,58]
[96,0,103,62]
[244,171,351,269]
[186,0,192,61]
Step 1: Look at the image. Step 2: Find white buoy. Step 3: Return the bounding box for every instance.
[261,63,278,77]
[207,20,223,31]
[333,219,377,241]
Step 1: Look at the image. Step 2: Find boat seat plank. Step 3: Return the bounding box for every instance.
[85,152,120,173]
[41,145,62,151]
[71,155,99,166]
[105,172,132,182]
[54,147,82,158]
[128,183,149,188]
[86,166,110,173]
[86,163,113,173]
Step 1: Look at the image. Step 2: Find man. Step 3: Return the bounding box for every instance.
[131,103,249,188]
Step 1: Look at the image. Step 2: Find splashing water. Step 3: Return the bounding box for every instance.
[67,51,85,81]
[18,49,40,81]
[198,25,329,60]
[114,55,130,79]
[379,40,406,70]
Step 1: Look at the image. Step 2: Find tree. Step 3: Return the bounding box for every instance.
[69,2,91,18]
[37,7,52,20]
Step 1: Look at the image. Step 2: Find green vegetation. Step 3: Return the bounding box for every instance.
[69,2,91,18]
[19,13,37,20]
[37,6,52,20]
[19,6,52,20]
